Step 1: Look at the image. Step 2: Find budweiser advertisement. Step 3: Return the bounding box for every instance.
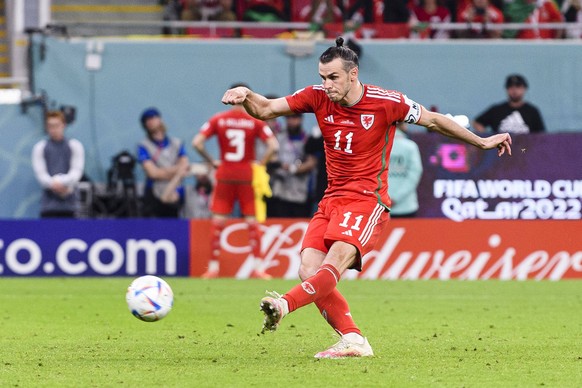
[411,133,582,220]
[189,219,582,280]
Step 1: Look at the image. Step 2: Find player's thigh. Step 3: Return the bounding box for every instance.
[301,208,329,254]
[236,183,256,217]
[210,181,236,215]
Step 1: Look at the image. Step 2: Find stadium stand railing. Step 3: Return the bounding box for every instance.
[45,19,582,40]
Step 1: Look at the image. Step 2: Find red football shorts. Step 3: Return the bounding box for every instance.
[210,181,256,217]
[301,196,389,271]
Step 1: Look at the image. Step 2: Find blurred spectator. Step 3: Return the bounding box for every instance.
[181,0,237,21]
[444,0,460,21]
[504,0,563,38]
[562,0,582,38]
[410,0,452,39]
[176,164,213,219]
[472,74,546,134]
[267,113,315,218]
[191,172,213,218]
[454,0,505,16]
[388,122,423,218]
[457,0,505,38]
[242,0,290,21]
[502,0,534,38]
[137,107,190,218]
[383,0,412,22]
[192,83,279,279]
[161,0,183,35]
[297,0,344,24]
[342,0,375,24]
[32,110,85,218]
[303,126,327,215]
[158,162,190,205]
[516,0,564,39]
[297,0,381,25]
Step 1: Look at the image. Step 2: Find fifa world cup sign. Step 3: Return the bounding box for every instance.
[411,133,582,220]
[189,219,582,280]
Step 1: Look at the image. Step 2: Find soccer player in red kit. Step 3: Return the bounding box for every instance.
[221,39,512,358]
[193,83,279,279]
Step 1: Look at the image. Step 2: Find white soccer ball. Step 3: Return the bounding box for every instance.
[126,275,174,322]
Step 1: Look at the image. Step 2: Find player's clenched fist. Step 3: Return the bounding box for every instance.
[222,87,249,105]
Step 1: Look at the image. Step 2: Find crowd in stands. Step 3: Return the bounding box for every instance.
[160,0,579,39]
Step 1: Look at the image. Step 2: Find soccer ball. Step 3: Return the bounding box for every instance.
[126,275,174,322]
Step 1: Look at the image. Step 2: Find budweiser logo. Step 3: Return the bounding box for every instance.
[220,221,308,279]
[353,228,582,281]
[214,220,582,280]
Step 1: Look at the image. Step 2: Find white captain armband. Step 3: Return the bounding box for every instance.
[403,95,422,124]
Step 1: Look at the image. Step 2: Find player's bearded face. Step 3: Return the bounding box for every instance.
[319,59,352,103]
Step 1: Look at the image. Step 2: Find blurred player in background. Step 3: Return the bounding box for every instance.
[193,83,279,279]
[222,38,512,359]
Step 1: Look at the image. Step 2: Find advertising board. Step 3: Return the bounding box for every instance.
[0,220,190,276]
[189,219,582,280]
[412,133,582,220]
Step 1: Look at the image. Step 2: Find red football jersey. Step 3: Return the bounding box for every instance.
[200,109,273,182]
[286,84,422,208]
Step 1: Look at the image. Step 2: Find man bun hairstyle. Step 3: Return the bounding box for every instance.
[319,36,359,71]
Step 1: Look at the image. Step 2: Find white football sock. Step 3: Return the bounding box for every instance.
[207,260,219,272]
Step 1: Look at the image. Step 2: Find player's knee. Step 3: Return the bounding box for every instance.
[298,262,318,281]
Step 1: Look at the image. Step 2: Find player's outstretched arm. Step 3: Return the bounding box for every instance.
[221,87,293,120]
[418,108,512,157]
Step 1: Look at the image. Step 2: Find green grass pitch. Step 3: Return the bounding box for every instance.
[1,278,581,387]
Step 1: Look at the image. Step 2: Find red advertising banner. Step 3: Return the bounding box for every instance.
[189,219,582,280]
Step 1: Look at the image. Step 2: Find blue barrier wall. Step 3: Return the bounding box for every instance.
[1,37,581,218]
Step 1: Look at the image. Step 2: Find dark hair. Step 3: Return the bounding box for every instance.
[230,82,251,89]
[319,37,359,72]
[505,74,528,89]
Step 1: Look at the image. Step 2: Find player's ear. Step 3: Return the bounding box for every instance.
[350,66,358,82]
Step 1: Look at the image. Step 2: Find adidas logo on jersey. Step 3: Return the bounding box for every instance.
[341,230,353,236]
[324,115,334,123]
